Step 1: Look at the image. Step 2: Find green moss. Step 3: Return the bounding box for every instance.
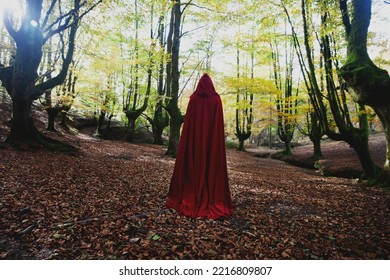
[340,54,389,89]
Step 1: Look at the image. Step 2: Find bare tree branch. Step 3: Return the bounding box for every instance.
[42,1,102,44]
[43,15,74,44]
[183,2,213,12]
[42,0,58,30]
[43,8,74,33]
[180,24,208,38]
[79,0,102,19]
[30,16,79,100]
[181,0,193,14]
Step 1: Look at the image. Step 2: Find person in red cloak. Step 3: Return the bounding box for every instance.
[166,73,233,219]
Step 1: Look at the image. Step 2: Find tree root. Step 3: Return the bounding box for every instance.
[5,128,79,155]
[368,171,390,188]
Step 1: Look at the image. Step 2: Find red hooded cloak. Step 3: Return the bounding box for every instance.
[166,74,233,219]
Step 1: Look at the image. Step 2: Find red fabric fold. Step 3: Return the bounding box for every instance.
[166,74,233,219]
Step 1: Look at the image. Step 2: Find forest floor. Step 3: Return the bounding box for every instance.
[1,128,390,260]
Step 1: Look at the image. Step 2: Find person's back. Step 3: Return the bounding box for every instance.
[166,73,233,219]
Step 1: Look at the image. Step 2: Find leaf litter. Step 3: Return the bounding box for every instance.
[0,137,389,259]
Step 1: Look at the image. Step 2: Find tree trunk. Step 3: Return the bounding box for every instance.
[5,2,43,145]
[6,97,73,151]
[372,107,390,185]
[234,46,253,153]
[96,111,106,136]
[307,111,323,159]
[6,98,37,145]
[152,11,168,146]
[127,116,136,142]
[350,134,379,179]
[152,103,168,145]
[165,105,182,156]
[60,110,69,130]
[165,0,183,156]
[46,107,59,132]
[271,37,297,157]
[312,137,322,159]
[7,85,73,151]
[236,131,251,152]
[153,129,164,145]
[379,108,390,172]
[238,139,245,151]
[338,0,390,183]
[106,114,113,130]
[124,46,153,142]
[284,141,292,156]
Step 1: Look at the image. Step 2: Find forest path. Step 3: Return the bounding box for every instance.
[1,136,389,259]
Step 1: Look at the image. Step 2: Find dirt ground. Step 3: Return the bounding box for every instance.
[248,132,387,179]
[1,130,389,259]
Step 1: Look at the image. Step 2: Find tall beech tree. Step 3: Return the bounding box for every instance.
[271,36,298,156]
[164,0,191,156]
[0,0,101,148]
[123,0,154,142]
[283,0,380,178]
[227,7,256,152]
[234,45,254,152]
[42,40,78,132]
[338,0,390,184]
[150,4,169,145]
[95,76,118,137]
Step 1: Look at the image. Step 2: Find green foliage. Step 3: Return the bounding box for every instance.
[225,77,278,95]
[1,0,386,150]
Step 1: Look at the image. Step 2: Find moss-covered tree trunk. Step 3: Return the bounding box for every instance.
[124,0,153,143]
[235,110,252,152]
[237,133,251,151]
[339,0,390,183]
[284,0,380,178]
[284,141,292,156]
[166,104,182,155]
[165,0,184,156]
[43,39,57,132]
[312,137,322,159]
[308,111,323,159]
[235,47,253,152]
[152,102,168,145]
[152,123,165,145]
[349,131,378,179]
[238,139,245,151]
[151,14,169,145]
[271,38,297,156]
